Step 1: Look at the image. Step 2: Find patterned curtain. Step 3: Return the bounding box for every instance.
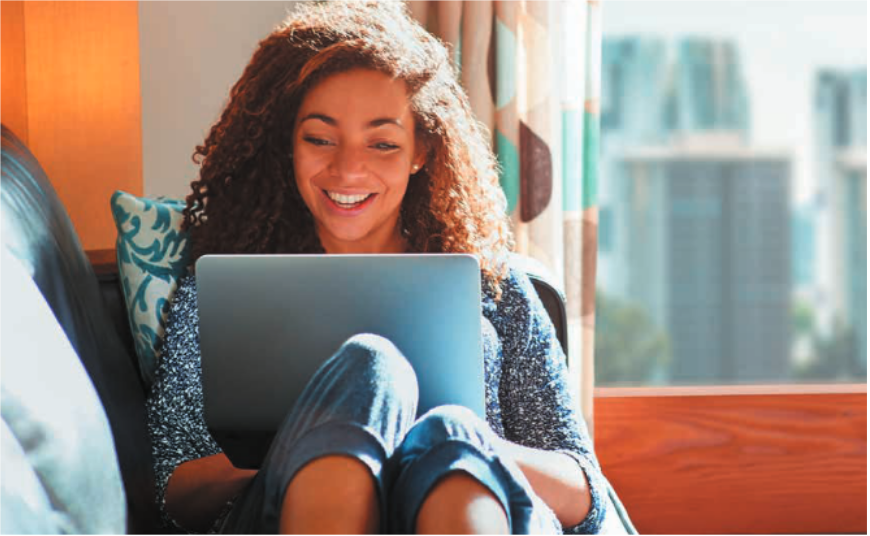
[407,0,602,426]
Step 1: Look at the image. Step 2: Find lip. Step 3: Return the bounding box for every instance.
[319,188,378,217]
[324,188,375,196]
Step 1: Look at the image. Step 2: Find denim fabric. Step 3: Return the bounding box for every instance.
[387,405,558,534]
[150,270,608,534]
[219,334,418,533]
[218,333,556,534]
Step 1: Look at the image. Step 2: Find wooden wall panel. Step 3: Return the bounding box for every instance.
[1,1,29,143]
[594,387,867,534]
[21,1,142,250]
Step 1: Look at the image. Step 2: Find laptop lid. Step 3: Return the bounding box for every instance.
[196,254,483,468]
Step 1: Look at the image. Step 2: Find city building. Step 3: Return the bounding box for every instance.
[600,37,671,299]
[791,205,816,291]
[836,149,867,374]
[600,37,753,303]
[666,38,751,138]
[620,134,792,383]
[812,68,867,336]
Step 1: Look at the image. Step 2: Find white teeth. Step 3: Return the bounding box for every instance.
[327,191,372,205]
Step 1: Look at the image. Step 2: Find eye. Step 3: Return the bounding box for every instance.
[303,136,332,147]
[373,142,400,151]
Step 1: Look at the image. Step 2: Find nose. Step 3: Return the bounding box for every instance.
[332,144,368,181]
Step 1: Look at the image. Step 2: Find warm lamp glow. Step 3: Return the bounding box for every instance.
[2,1,143,250]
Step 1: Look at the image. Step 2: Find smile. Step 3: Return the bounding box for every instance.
[321,189,378,213]
[327,191,374,206]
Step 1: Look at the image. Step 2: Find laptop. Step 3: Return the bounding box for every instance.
[195,254,484,469]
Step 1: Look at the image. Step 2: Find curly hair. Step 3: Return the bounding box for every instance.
[183,0,513,299]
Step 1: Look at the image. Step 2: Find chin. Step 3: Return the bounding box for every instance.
[325,227,372,245]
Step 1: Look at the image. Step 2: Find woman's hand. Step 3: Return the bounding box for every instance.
[166,453,257,532]
[494,437,592,528]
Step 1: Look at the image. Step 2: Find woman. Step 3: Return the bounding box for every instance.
[146,2,608,534]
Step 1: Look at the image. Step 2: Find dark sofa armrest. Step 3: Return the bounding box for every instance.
[86,249,141,389]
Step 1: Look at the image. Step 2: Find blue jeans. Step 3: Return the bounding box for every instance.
[219,333,552,534]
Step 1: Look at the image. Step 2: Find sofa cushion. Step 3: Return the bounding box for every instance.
[0,125,161,533]
[1,249,126,533]
[1,420,58,534]
[111,190,190,386]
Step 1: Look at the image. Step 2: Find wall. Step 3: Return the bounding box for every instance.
[1,1,29,144]
[1,1,142,251]
[1,1,298,249]
[139,1,297,199]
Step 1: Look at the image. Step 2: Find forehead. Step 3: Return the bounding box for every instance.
[297,68,414,124]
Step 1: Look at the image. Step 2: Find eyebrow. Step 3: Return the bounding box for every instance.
[299,113,406,130]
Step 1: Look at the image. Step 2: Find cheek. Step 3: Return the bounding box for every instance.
[384,170,411,201]
[375,156,410,185]
[292,153,319,191]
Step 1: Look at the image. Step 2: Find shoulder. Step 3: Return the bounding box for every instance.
[481,264,539,352]
[481,262,539,318]
[152,276,202,383]
[163,274,199,338]
[175,273,198,295]
[170,274,198,308]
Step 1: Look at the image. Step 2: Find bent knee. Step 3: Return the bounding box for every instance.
[343,333,400,356]
[289,455,375,493]
[340,333,414,375]
[401,405,493,454]
[420,405,483,428]
[336,334,418,398]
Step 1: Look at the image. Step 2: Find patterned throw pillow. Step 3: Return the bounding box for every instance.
[110,191,189,386]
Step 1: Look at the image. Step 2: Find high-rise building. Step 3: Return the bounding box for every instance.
[812,68,867,336]
[846,70,867,148]
[620,135,792,383]
[837,149,867,374]
[601,37,671,144]
[666,38,751,138]
[600,37,754,303]
[600,37,671,299]
[791,205,816,291]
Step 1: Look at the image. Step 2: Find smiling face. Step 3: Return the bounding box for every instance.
[292,68,426,254]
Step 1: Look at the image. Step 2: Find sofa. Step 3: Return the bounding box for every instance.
[0,124,637,534]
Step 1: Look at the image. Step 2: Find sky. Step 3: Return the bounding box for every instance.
[601,0,867,203]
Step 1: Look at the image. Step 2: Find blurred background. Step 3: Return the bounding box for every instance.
[595,1,867,387]
[3,3,862,533]
[3,0,865,389]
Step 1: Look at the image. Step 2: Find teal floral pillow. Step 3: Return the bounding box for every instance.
[110,191,190,386]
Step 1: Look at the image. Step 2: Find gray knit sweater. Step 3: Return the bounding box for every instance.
[146,267,608,534]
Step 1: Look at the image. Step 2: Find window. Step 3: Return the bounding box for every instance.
[596,1,867,387]
[598,206,614,253]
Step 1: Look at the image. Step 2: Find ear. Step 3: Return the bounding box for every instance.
[412,142,428,173]
[412,156,426,172]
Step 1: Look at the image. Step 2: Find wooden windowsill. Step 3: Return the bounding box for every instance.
[594,386,867,534]
[595,382,868,397]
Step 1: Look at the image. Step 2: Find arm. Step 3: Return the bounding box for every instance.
[165,453,256,531]
[146,275,254,533]
[496,438,592,528]
[495,269,608,534]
